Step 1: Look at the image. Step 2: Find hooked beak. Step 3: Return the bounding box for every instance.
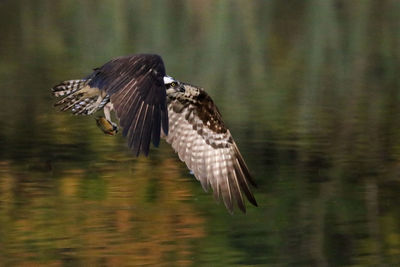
[178,83,185,93]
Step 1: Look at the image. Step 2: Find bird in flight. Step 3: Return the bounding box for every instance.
[52,54,257,213]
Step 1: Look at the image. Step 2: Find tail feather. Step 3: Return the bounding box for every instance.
[59,94,85,112]
[52,79,89,97]
[52,78,105,116]
[74,96,98,115]
[55,92,84,107]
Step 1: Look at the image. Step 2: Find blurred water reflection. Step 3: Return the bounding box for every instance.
[1,0,400,265]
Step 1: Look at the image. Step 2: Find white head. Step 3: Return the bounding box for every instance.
[163,75,186,96]
[163,76,176,85]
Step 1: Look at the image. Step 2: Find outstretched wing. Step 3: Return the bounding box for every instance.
[165,87,257,213]
[88,54,168,156]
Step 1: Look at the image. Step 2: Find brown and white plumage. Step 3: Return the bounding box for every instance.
[51,54,257,213]
[164,83,257,213]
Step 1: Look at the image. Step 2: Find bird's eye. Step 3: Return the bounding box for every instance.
[170,82,176,87]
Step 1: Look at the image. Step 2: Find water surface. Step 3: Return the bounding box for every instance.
[1,0,400,266]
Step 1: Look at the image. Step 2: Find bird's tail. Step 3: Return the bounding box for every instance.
[51,79,104,115]
[52,79,88,97]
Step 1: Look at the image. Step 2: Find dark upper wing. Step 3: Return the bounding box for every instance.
[88,54,168,156]
[164,88,257,213]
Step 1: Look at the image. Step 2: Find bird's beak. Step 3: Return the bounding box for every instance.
[178,84,185,93]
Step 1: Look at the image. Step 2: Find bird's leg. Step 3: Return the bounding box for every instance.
[103,102,118,132]
[103,102,113,121]
[95,103,119,135]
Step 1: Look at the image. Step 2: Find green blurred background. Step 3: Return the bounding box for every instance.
[1,0,400,266]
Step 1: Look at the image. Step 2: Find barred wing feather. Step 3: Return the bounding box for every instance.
[165,99,257,213]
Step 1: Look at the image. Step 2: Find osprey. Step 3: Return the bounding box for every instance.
[52,54,257,213]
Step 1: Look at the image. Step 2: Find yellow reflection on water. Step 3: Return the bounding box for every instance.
[0,156,206,266]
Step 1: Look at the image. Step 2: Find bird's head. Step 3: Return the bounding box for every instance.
[164,76,185,94]
[164,76,201,102]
